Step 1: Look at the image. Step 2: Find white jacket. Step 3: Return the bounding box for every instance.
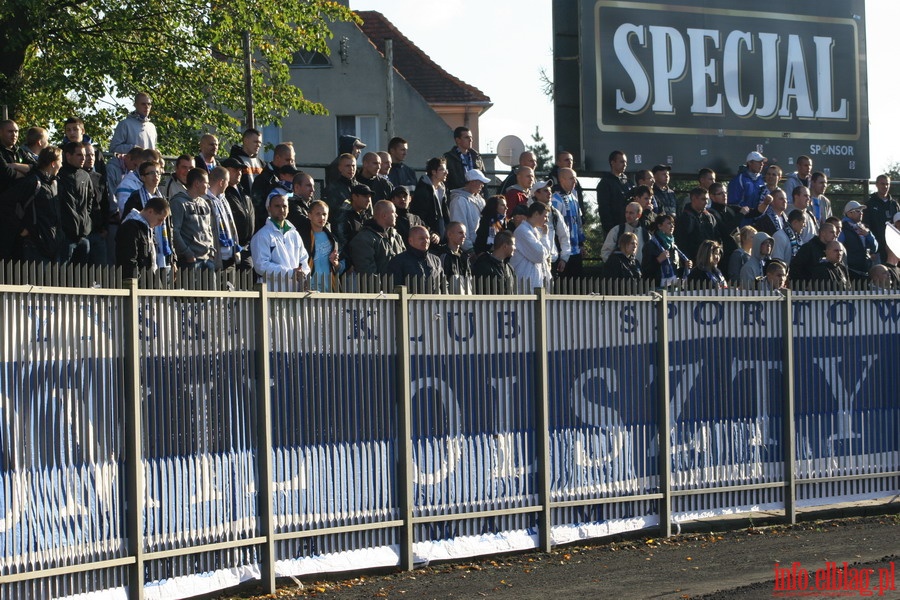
[448,188,485,252]
[527,200,571,263]
[250,218,310,291]
[511,221,552,291]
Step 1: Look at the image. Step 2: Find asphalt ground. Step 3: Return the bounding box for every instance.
[209,502,900,600]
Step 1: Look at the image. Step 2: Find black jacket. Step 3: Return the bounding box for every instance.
[709,202,742,258]
[864,192,900,260]
[675,206,719,261]
[323,175,356,215]
[333,202,371,255]
[409,177,447,235]
[789,237,828,282]
[225,184,255,249]
[602,251,641,280]
[356,173,393,202]
[57,163,94,241]
[250,163,278,229]
[596,172,633,233]
[16,169,61,259]
[810,260,851,291]
[443,146,485,192]
[472,252,515,294]
[388,247,447,293]
[116,213,156,279]
[395,207,425,248]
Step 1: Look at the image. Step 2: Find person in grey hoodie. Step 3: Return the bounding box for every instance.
[109,92,157,153]
[739,231,774,288]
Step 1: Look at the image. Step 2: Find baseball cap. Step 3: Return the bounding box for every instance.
[746,151,767,162]
[220,157,244,169]
[843,200,866,214]
[350,183,374,196]
[465,169,491,184]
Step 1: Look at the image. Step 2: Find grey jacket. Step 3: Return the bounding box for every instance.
[109,112,157,153]
[170,191,215,262]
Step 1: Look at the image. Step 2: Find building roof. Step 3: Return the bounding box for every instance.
[356,11,492,106]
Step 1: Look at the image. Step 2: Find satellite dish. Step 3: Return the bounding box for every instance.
[496,135,526,167]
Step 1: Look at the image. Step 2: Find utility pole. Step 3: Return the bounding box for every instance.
[243,31,255,129]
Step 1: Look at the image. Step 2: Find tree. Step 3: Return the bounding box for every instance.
[0,0,357,154]
[527,126,552,173]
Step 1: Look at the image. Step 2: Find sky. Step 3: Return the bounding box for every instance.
[353,0,897,177]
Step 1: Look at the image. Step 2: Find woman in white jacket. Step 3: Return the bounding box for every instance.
[511,202,552,292]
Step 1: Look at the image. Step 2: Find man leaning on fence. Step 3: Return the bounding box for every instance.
[117,197,170,280]
[251,194,310,291]
[472,230,516,294]
[388,225,447,293]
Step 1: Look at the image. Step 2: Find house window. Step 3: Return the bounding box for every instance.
[336,115,379,157]
[290,49,331,68]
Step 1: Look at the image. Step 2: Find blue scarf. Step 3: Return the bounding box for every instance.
[140,187,173,257]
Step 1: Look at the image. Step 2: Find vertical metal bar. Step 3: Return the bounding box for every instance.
[656,291,672,538]
[534,288,552,552]
[123,279,144,600]
[782,290,796,524]
[394,286,414,570]
[255,283,276,593]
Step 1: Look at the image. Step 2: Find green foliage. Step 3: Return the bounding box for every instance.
[527,126,552,173]
[0,0,357,154]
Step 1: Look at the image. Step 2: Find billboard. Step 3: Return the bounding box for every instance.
[553,0,869,178]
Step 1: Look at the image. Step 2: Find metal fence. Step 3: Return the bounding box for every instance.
[1,280,898,600]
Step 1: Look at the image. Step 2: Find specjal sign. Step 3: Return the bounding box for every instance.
[553,0,869,178]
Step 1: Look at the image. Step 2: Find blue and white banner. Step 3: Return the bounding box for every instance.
[2,292,898,599]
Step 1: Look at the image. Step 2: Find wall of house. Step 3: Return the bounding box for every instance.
[279,20,457,178]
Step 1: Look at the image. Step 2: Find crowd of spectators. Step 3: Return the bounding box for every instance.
[595,150,900,291]
[1,96,897,293]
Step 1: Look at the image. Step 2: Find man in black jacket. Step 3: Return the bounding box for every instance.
[443,127,485,191]
[675,187,720,262]
[472,230,516,294]
[810,241,852,291]
[388,225,447,293]
[57,141,96,264]
[117,197,170,279]
[790,223,838,284]
[596,150,632,234]
[7,147,62,263]
[222,157,255,270]
[864,174,900,261]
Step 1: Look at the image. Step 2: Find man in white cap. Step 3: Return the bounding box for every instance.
[728,150,769,211]
[449,169,489,252]
[839,200,878,280]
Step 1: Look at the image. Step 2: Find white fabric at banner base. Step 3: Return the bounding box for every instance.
[551,517,658,545]
[276,546,400,576]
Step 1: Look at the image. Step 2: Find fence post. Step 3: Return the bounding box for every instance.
[394,286,414,570]
[535,287,552,552]
[254,283,276,592]
[782,289,797,524]
[655,290,672,537]
[122,278,145,600]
